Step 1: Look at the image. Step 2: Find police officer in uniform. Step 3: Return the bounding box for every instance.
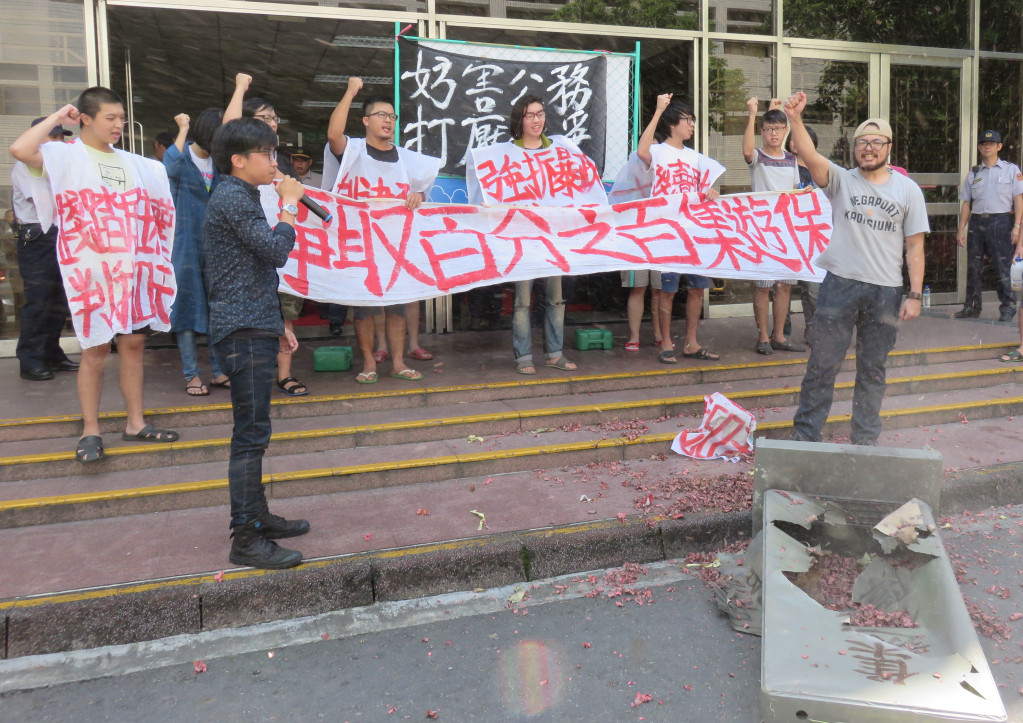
[955,130,1023,321]
[10,117,79,380]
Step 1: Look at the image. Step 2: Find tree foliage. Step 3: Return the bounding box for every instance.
[783,0,969,49]
[552,0,698,30]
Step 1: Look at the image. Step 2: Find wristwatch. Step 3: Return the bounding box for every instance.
[906,291,923,301]
[281,203,299,216]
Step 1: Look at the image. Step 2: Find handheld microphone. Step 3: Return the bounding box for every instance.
[300,196,333,224]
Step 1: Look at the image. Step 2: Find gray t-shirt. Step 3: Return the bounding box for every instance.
[817,161,930,288]
[748,148,800,193]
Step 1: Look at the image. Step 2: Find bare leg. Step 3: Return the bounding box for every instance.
[355,316,377,376]
[276,320,294,383]
[753,286,771,344]
[374,310,387,355]
[683,287,704,354]
[650,290,663,344]
[658,289,676,354]
[386,313,413,374]
[626,286,645,344]
[78,342,111,439]
[117,333,148,435]
[405,301,423,351]
[771,283,792,343]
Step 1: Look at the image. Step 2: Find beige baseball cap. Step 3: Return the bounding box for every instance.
[853,118,893,141]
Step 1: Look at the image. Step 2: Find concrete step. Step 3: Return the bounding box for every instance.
[1,350,1017,480]
[0,341,1012,443]
[2,370,1022,528]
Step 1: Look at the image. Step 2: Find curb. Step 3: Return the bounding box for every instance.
[4,460,1020,660]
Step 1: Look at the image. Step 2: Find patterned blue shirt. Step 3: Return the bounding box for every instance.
[203,175,296,345]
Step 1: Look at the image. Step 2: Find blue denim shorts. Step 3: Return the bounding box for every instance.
[660,273,710,293]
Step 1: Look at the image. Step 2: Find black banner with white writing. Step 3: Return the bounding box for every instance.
[398,38,608,177]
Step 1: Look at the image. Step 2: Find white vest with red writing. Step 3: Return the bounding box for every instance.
[609,144,725,203]
[466,136,608,207]
[39,139,177,347]
[321,138,440,201]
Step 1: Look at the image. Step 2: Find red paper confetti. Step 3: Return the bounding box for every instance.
[631,692,653,707]
[193,660,207,674]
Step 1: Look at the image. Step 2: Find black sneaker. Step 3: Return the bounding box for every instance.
[257,508,311,539]
[954,306,981,319]
[999,310,1016,323]
[229,521,303,569]
[852,438,879,446]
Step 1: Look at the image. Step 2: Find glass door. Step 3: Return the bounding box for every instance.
[705,48,875,319]
[786,49,875,169]
[783,48,968,305]
[886,56,967,303]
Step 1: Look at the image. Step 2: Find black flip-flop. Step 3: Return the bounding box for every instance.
[683,347,720,361]
[76,435,104,463]
[277,376,309,396]
[185,378,209,396]
[658,350,678,364]
[122,424,179,442]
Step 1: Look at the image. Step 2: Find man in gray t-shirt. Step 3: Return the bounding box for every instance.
[782,92,929,446]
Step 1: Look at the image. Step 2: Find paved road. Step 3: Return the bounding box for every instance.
[3,505,1022,722]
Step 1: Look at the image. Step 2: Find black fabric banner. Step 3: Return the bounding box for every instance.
[398,38,608,177]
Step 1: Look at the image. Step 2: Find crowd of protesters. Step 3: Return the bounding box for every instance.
[8,72,1021,567]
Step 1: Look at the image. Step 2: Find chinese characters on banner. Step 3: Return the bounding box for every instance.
[263,185,831,306]
[55,186,176,347]
[470,138,608,207]
[398,37,608,176]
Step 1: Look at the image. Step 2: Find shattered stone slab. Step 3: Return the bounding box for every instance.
[760,491,1006,722]
[752,438,943,534]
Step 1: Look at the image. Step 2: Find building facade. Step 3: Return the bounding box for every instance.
[1,0,1021,338]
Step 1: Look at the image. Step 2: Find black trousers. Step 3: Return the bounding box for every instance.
[964,213,1015,314]
[15,224,71,369]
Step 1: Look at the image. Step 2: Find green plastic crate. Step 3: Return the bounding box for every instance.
[313,346,353,372]
[575,328,613,351]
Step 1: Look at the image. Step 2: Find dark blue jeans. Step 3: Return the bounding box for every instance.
[213,334,278,528]
[791,273,901,445]
[965,213,1015,313]
[15,225,71,370]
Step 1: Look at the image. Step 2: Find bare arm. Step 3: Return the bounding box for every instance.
[327,77,363,157]
[956,199,971,247]
[223,73,252,123]
[742,96,758,164]
[783,92,830,188]
[172,113,189,153]
[9,104,79,169]
[900,232,926,321]
[637,93,672,165]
